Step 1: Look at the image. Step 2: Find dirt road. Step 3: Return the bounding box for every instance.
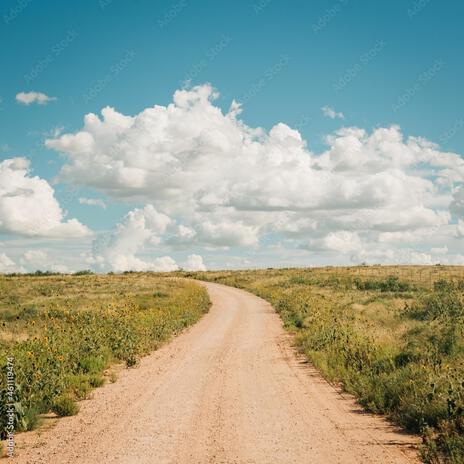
[14,281,419,463]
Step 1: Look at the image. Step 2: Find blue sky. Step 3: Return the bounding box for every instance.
[1,0,463,272]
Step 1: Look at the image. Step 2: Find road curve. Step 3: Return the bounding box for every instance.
[13,281,419,464]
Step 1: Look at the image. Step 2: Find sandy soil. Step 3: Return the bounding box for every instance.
[12,281,420,463]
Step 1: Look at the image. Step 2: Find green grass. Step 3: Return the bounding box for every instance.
[187,266,464,464]
[51,394,79,417]
[0,273,210,437]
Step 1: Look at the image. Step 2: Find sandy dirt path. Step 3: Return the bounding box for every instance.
[13,281,419,464]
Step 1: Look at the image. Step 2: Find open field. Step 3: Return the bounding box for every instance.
[0,273,210,446]
[188,266,464,463]
[0,266,463,463]
[7,281,418,464]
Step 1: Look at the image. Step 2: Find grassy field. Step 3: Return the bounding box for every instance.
[1,266,463,462]
[187,266,464,464]
[0,273,210,441]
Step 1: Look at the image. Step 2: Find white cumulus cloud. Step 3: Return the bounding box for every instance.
[92,205,176,272]
[322,105,345,120]
[0,158,91,238]
[43,84,464,265]
[79,197,106,209]
[183,254,207,271]
[23,249,48,266]
[16,91,56,105]
[0,253,24,273]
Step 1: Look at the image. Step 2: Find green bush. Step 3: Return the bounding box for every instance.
[73,270,94,276]
[21,406,42,431]
[422,418,464,464]
[407,288,464,321]
[153,291,168,298]
[355,276,412,292]
[64,374,92,400]
[88,374,104,388]
[51,394,79,417]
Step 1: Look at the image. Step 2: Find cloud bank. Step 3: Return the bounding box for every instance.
[3,82,461,270]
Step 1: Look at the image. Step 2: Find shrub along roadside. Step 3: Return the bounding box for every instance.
[0,277,210,436]
[354,275,413,292]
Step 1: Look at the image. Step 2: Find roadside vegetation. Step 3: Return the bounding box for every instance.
[0,273,210,439]
[188,266,464,464]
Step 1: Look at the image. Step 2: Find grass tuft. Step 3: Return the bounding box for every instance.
[51,394,79,417]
